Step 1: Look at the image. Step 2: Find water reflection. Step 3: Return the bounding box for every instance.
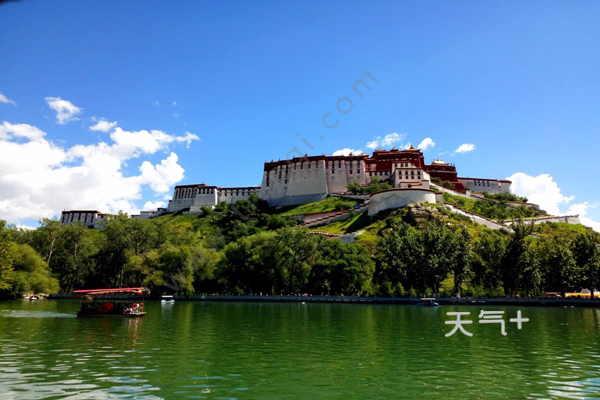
[1,300,600,398]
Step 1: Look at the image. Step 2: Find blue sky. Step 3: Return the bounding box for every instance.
[1,1,599,229]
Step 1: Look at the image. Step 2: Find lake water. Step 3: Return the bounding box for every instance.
[1,300,600,399]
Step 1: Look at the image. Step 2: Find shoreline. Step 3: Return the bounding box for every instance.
[43,294,600,308]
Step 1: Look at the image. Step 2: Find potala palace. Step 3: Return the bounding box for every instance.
[166,146,511,212]
[61,147,580,229]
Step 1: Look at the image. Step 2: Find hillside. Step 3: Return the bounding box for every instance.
[2,192,598,300]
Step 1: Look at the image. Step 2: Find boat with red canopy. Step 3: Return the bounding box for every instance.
[73,287,150,318]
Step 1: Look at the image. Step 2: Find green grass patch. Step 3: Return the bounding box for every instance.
[442,192,545,220]
[278,197,358,217]
[534,221,592,241]
[311,213,372,235]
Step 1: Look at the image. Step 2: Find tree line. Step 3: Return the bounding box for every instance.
[1,196,599,298]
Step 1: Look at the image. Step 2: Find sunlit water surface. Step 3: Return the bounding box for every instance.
[1,300,600,399]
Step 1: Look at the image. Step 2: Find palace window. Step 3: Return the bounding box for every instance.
[350,170,353,174]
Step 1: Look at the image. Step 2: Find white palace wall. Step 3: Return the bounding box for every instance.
[165,150,516,213]
[260,159,329,207]
[457,178,512,195]
[259,157,373,206]
[368,189,439,217]
[216,187,260,205]
[171,186,260,213]
[325,159,369,193]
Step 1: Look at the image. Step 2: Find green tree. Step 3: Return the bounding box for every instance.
[376,222,422,295]
[310,240,375,295]
[158,244,196,295]
[95,213,129,287]
[450,228,472,295]
[125,218,158,257]
[37,218,63,265]
[52,221,95,292]
[517,245,541,296]
[471,231,506,294]
[0,221,16,291]
[216,238,255,294]
[10,244,60,295]
[498,221,536,297]
[191,244,221,293]
[346,176,392,195]
[571,232,600,298]
[539,238,580,298]
[275,227,322,294]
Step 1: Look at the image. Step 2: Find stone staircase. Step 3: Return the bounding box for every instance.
[302,209,352,228]
[443,203,511,231]
[301,196,372,228]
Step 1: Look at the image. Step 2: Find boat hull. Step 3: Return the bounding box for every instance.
[77,312,147,318]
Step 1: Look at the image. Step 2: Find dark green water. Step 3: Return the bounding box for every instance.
[1,300,600,399]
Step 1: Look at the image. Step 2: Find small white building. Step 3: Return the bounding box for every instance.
[457,177,512,194]
[60,210,111,229]
[167,183,261,213]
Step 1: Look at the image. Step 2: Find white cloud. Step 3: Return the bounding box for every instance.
[172,113,179,118]
[0,121,199,224]
[381,133,404,147]
[333,148,364,156]
[417,138,435,151]
[0,93,16,105]
[90,119,117,132]
[45,97,82,124]
[153,100,160,106]
[172,101,177,106]
[455,143,475,154]
[143,201,166,211]
[181,132,200,147]
[508,172,575,216]
[566,202,600,233]
[366,140,379,150]
[508,172,600,232]
[366,132,405,150]
[139,152,185,193]
[0,122,46,141]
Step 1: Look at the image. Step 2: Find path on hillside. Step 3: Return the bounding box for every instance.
[443,204,511,231]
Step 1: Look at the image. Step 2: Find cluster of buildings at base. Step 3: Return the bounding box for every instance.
[61,147,513,228]
[59,209,166,229]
